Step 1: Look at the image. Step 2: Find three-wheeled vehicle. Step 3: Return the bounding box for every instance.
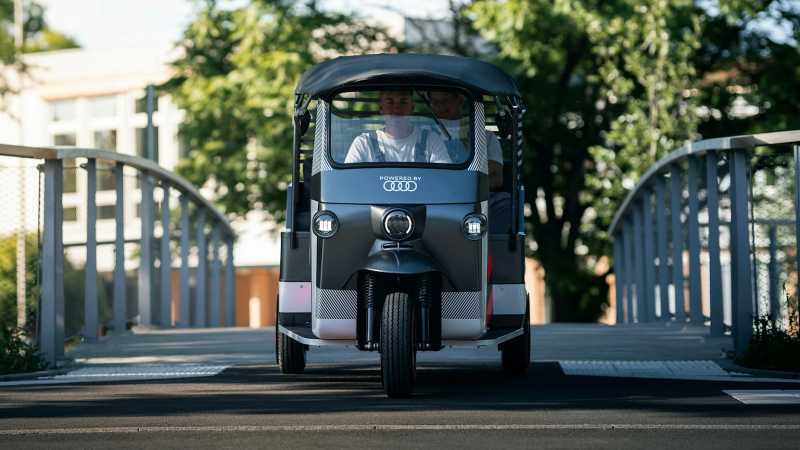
[277,54,529,397]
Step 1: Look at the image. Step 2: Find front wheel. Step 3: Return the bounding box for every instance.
[380,292,416,398]
[501,296,531,374]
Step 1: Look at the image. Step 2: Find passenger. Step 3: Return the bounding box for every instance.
[429,90,511,233]
[429,91,504,190]
[345,90,450,164]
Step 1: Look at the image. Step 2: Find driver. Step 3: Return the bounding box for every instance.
[344,90,451,164]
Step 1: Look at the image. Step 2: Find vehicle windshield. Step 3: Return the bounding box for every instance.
[330,89,473,166]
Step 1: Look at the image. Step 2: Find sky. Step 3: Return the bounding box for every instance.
[37,0,452,51]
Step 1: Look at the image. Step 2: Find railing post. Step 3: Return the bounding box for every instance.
[670,165,686,321]
[179,195,191,328]
[633,204,646,322]
[767,224,780,321]
[138,172,155,326]
[209,223,221,327]
[113,163,126,333]
[224,235,235,327]
[687,155,703,324]
[655,177,670,320]
[84,158,98,341]
[159,183,172,327]
[642,189,657,322]
[706,151,724,336]
[40,158,64,366]
[195,208,207,327]
[729,148,754,355]
[613,234,625,325]
[624,218,636,323]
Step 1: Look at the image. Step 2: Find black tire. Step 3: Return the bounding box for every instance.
[501,297,531,374]
[380,292,416,398]
[277,294,306,374]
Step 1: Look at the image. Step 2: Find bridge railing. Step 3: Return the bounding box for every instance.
[0,144,236,366]
[609,130,800,355]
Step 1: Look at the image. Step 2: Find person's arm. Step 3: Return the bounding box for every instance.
[427,135,451,163]
[344,134,369,163]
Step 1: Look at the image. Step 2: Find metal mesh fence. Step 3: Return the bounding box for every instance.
[0,157,43,336]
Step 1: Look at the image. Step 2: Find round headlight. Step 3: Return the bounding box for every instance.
[462,213,487,240]
[383,209,414,240]
[312,210,339,238]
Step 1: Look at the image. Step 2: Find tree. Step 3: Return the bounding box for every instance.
[165,0,396,220]
[469,0,704,321]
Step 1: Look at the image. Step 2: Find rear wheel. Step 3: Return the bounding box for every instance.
[380,292,416,398]
[277,294,306,374]
[501,297,530,374]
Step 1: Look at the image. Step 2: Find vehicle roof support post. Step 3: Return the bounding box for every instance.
[729,148,754,355]
[767,224,780,321]
[195,208,207,327]
[633,202,646,323]
[178,194,191,328]
[624,218,636,323]
[113,163,126,333]
[139,171,155,326]
[655,177,671,321]
[687,155,703,324]
[84,158,98,341]
[642,188,657,322]
[210,223,221,327]
[509,98,525,249]
[705,151,724,336]
[289,94,304,249]
[669,165,686,322]
[613,234,625,325]
[794,144,800,334]
[159,183,172,327]
[40,158,64,366]
[224,235,235,327]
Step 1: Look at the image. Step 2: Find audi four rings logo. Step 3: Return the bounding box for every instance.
[383,180,418,192]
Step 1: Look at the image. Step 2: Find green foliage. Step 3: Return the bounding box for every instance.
[0,325,45,374]
[738,310,800,372]
[164,0,397,219]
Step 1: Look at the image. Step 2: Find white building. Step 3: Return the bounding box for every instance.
[0,46,281,273]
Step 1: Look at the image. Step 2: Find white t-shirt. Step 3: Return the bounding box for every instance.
[440,119,503,164]
[344,127,451,164]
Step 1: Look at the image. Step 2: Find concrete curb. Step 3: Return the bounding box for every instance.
[717,359,800,380]
[0,359,79,382]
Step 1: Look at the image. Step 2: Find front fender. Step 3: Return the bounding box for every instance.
[362,248,439,275]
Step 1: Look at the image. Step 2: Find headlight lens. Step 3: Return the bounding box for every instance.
[383,209,414,240]
[462,214,487,240]
[313,211,339,238]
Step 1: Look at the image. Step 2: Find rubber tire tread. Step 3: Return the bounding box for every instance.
[380,292,416,398]
[278,331,306,374]
[501,299,531,374]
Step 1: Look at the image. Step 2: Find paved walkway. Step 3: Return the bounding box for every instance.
[66,322,732,366]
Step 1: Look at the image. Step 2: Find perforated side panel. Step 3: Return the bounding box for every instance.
[468,101,488,173]
[442,291,482,319]
[314,289,358,320]
[312,101,330,174]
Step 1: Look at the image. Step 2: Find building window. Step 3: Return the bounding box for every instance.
[54,134,78,193]
[136,127,159,161]
[98,205,116,220]
[97,162,116,192]
[89,95,117,118]
[93,129,117,151]
[64,207,78,222]
[51,100,76,122]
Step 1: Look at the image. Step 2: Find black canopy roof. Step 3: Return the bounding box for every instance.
[296,54,520,99]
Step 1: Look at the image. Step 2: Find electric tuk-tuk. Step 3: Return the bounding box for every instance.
[277,54,529,397]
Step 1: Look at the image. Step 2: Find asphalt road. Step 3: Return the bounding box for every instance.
[2,359,800,449]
